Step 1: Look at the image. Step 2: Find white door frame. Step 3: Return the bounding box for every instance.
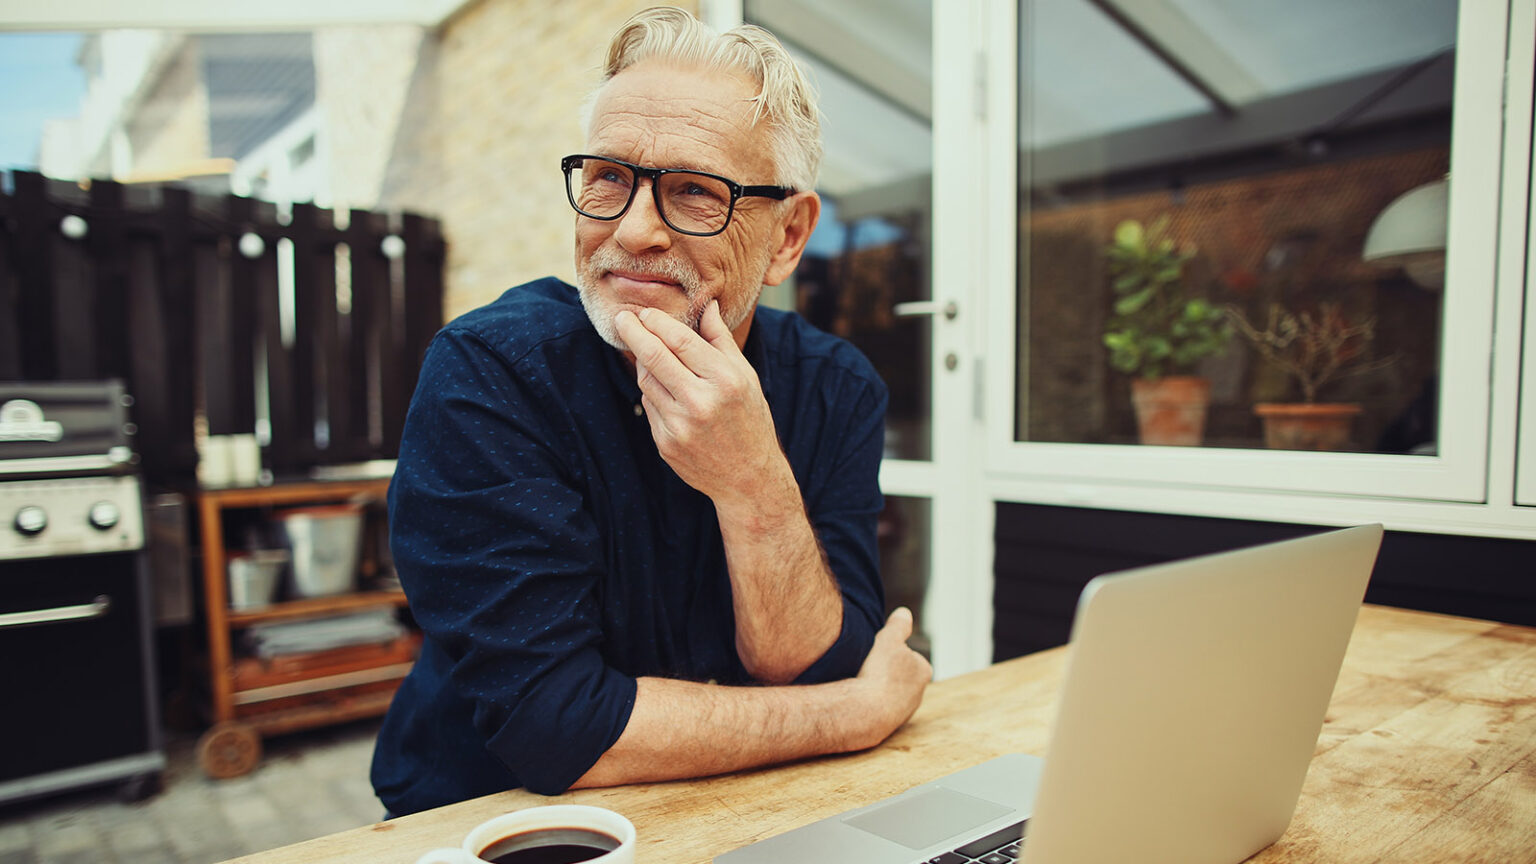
[917,0,995,678]
[721,0,995,678]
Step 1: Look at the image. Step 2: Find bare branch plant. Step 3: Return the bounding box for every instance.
[1226,302,1394,403]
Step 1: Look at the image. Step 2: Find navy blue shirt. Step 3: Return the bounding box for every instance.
[371,277,889,815]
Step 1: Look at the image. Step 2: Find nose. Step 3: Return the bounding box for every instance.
[612,179,672,254]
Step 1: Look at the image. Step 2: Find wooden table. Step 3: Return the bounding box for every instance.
[224,605,1536,863]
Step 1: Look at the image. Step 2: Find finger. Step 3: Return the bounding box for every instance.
[614,308,646,350]
[698,299,739,353]
[882,607,914,641]
[636,307,731,382]
[631,355,674,404]
[616,309,692,391]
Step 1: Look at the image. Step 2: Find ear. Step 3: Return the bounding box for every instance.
[762,191,821,287]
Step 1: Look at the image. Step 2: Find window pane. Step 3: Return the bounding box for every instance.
[878,495,931,658]
[747,0,934,461]
[1017,0,1455,455]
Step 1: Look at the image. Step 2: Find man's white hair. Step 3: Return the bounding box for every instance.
[580,5,823,193]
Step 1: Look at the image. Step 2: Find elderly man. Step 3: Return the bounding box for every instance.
[371,6,931,816]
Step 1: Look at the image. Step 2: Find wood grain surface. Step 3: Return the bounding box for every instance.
[222,605,1536,864]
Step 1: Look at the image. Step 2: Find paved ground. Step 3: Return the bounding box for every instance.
[0,719,385,864]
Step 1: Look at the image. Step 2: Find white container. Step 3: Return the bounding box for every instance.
[229,434,261,486]
[278,504,364,598]
[199,436,234,487]
[227,549,288,610]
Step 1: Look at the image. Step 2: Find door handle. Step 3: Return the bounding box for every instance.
[0,595,112,630]
[893,300,958,320]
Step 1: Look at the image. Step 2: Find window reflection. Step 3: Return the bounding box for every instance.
[746,0,934,461]
[878,495,931,658]
[1016,0,1454,454]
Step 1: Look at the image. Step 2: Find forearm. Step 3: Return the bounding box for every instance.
[613,304,871,682]
[571,673,883,789]
[714,457,844,684]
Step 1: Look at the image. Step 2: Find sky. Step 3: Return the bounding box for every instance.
[0,32,86,172]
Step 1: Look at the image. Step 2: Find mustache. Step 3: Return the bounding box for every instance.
[588,247,701,292]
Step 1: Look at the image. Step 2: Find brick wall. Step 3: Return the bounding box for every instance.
[313,25,428,215]
[315,0,699,322]
[126,41,211,179]
[431,0,698,320]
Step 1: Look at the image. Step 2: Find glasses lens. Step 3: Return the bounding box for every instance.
[570,158,635,219]
[657,172,734,234]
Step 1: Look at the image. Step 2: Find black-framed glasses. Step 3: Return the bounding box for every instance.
[561,154,795,237]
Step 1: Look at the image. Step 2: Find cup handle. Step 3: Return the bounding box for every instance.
[414,848,480,864]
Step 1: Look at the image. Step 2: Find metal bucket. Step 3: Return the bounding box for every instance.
[227,549,288,610]
[277,504,363,598]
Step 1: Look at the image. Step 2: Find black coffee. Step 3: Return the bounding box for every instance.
[479,827,619,864]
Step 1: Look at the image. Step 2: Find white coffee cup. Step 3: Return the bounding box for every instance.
[199,435,233,487]
[414,805,636,864]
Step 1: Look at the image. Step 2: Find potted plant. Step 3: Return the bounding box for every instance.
[1102,217,1231,445]
[1225,301,1391,450]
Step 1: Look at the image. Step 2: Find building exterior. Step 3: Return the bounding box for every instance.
[41,0,690,319]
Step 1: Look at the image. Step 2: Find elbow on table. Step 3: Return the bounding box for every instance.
[482,672,638,797]
[500,732,618,796]
[737,599,877,685]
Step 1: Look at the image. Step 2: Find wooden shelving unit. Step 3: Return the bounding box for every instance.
[193,477,414,778]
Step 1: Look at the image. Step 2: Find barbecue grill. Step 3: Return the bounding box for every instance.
[0,381,164,804]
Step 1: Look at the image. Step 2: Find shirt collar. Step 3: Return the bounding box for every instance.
[603,340,644,405]
[742,316,774,402]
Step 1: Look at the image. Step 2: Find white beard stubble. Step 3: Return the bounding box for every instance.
[575,244,766,352]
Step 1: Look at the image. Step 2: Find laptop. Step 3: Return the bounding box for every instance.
[716,524,1384,864]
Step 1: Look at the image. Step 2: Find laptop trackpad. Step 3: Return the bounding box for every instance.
[844,788,1013,851]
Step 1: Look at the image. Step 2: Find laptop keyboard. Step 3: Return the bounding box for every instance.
[925,820,1028,864]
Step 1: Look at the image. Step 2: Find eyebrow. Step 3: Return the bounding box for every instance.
[587,152,732,177]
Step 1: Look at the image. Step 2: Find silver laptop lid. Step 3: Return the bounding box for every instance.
[1018,524,1382,864]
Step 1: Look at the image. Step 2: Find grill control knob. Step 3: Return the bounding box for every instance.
[15,506,48,537]
[89,501,121,531]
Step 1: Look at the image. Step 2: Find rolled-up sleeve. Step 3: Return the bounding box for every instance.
[790,370,889,684]
[390,328,635,794]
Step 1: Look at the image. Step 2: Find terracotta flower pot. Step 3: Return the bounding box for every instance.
[1131,376,1210,446]
[1253,403,1362,451]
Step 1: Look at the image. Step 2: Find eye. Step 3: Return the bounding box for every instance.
[675,179,729,204]
[581,160,631,187]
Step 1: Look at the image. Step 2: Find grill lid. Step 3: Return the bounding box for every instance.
[0,381,134,471]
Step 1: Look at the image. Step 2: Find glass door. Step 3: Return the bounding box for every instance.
[741,0,990,675]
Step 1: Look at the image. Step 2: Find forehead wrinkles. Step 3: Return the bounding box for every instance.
[588,65,767,174]
[590,107,743,168]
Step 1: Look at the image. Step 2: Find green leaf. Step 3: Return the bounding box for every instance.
[1114,288,1154,315]
[1102,214,1229,376]
[1114,220,1143,249]
[1104,340,1140,373]
[1112,272,1144,293]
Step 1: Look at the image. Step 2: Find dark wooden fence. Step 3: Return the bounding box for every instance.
[0,170,444,484]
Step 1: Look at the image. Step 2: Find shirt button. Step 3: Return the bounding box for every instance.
[633,403,644,417]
